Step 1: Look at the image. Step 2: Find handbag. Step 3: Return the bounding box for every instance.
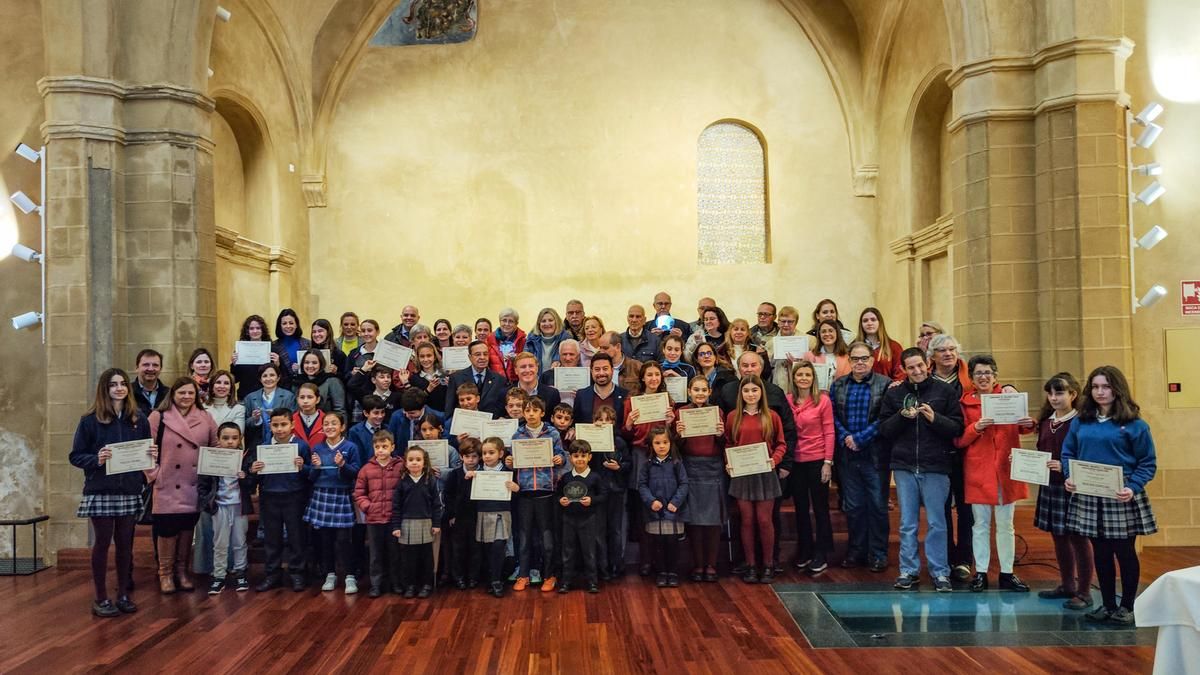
[136,412,166,525]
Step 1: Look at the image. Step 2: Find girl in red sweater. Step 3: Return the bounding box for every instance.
[856,307,905,381]
[725,375,788,584]
[785,361,835,575]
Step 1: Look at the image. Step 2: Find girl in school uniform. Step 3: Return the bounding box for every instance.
[725,374,789,584]
[309,318,350,378]
[292,383,327,449]
[230,314,280,400]
[855,307,905,381]
[622,362,678,576]
[475,436,520,597]
[674,375,725,582]
[304,411,362,594]
[637,427,689,588]
[70,368,153,617]
[411,343,449,414]
[242,364,297,446]
[292,350,347,416]
[390,446,445,599]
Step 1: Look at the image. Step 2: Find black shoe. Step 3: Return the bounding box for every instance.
[1109,607,1135,625]
[290,575,306,592]
[639,563,653,577]
[1039,585,1074,599]
[208,578,225,595]
[368,586,382,598]
[403,586,416,599]
[970,572,988,593]
[587,582,600,594]
[703,571,719,583]
[807,556,828,575]
[490,582,504,598]
[468,579,480,589]
[455,578,468,590]
[794,558,812,571]
[741,567,759,584]
[772,562,784,574]
[731,563,749,575]
[759,567,775,585]
[840,557,863,569]
[655,573,668,588]
[869,559,887,573]
[1085,606,1114,623]
[998,573,1030,592]
[557,583,571,594]
[92,599,120,618]
[951,564,972,582]
[689,569,704,582]
[599,570,612,582]
[417,585,432,599]
[115,596,137,614]
[235,576,250,592]
[256,576,283,592]
[667,574,680,588]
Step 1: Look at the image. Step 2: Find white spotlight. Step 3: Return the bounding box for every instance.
[1135,123,1163,148]
[9,191,39,215]
[1135,102,1164,125]
[207,68,214,78]
[1137,285,1168,309]
[11,244,42,263]
[216,5,231,21]
[1135,181,1166,206]
[1135,162,1163,176]
[1135,225,1168,250]
[14,143,41,163]
[11,311,42,331]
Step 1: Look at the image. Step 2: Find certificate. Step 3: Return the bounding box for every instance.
[197,446,243,477]
[511,438,554,468]
[553,367,590,392]
[1069,459,1125,498]
[105,439,154,475]
[482,418,520,446]
[679,406,720,438]
[664,376,688,403]
[981,393,1028,424]
[408,439,449,471]
[441,346,470,371]
[772,335,807,361]
[235,340,271,365]
[471,470,514,501]
[373,340,413,371]
[630,392,670,424]
[575,423,614,452]
[295,349,332,367]
[726,442,774,478]
[450,408,493,439]
[257,443,300,475]
[1010,448,1051,486]
[813,361,837,391]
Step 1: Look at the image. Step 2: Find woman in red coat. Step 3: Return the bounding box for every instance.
[486,308,527,382]
[954,355,1035,593]
[146,377,219,594]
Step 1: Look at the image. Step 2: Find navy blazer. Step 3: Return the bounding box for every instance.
[573,384,629,428]
[446,367,508,417]
[242,387,298,444]
[387,406,446,444]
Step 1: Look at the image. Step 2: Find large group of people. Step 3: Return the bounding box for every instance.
[70,293,1157,627]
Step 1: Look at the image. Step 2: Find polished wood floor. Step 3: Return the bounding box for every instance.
[4,507,1196,674]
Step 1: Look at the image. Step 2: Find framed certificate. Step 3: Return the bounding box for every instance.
[553,367,590,392]
[471,470,514,501]
[772,335,807,361]
[235,340,271,366]
[679,406,720,438]
[373,340,413,372]
[197,446,243,478]
[482,418,520,446]
[257,443,300,475]
[1009,448,1050,486]
[511,437,554,468]
[981,393,1028,425]
[630,392,670,424]
[441,346,470,371]
[450,409,494,439]
[726,442,774,478]
[813,361,837,391]
[664,376,688,403]
[105,439,154,475]
[408,439,450,470]
[1069,459,1125,498]
[575,423,614,452]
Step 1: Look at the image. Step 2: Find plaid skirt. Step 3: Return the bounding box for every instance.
[1033,483,1071,536]
[645,519,685,535]
[77,493,142,518]
[1067,490,1157,539]
[303,487,355,529]
[398,518,434,545]
[476,511,512,543]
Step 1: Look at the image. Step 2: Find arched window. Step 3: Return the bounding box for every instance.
[697,121,769,264]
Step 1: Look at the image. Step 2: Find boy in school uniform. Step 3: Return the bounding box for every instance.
[198,422,256,594]
[443,437,483,589]
[557,440,607,594]
[506,397,566,592]
[388,388,443,444]
[589,405,632,579]
[250,409,311,592]
[446,383,492,450]
[350,366,404,425]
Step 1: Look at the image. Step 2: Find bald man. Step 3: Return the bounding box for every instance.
[620,304,660,362]
[690,296,716,334]
[649,292,687,337]
[384,305,421,347]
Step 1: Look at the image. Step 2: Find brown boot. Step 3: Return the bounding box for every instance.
[156,535,178,594]
[175,529,196,592]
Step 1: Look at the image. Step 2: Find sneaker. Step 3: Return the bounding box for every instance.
[970,573,988,593]
[934,576,952,592]
[1109,607,1135,625]
[208,578,225,595]
[951,564,972,582]
[1064,595,1094,610]
[235,576,250,592]
[321,573,337,592]
[344,576,358,595]
[794,558,812,571]
[92,599,120,618]
[508,568,521,582]
[1085,606,1114,622]
[869,559,888,573]
[540,576,557,593]
[529,569,542,585]
[513,577,530,592]
[1039,586,1074,599]
[894,573,918,590]
[998,573,1029,592]
[417,585,432,599]
[808,556,828,575]
[368,586,382,598]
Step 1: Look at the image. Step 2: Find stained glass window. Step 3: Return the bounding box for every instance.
[697,122,768,264]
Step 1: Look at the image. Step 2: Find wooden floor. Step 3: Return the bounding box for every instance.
[3,509,1196,674]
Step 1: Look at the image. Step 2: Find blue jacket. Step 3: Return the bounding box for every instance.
[1061,417,1157,493]
[387,406,445,444]
[573,385,629,428]
[254,434,311,493]
[637,454,689,522]
[589,435,633,492]
[511,424,566,493]
[348,421,390,465]
[69,412,151,496]
[307,438,362,489]
[243,387,297,444]
[524,330,572,373]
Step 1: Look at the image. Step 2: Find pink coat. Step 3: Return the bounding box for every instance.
[146,407,219,514]
[786,393,835,463]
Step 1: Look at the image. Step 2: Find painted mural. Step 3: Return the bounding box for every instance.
[371,0,478,46]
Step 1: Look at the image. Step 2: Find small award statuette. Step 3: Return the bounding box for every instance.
[562,478,589,504]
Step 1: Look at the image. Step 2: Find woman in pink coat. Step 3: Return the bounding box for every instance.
[146,377,218,594]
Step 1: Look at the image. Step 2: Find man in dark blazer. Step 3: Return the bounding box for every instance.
[446,340,507,417]
[132,349,170,416]
[512,352,561,413]
[573,353,627,429]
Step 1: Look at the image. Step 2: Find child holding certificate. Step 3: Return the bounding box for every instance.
[353,429,405,597]
[304,412,362,594]
[476,437,520,597]
[390,446,444,599]
[675,376,725,582]
[507,397,566,592]
[725,375,788,584]
[250,409,310,592]
[198,423,255,594]
[1062,366,1158,626]
[589,406,631,580]
[637,428,689,588]
[444,438,483,589]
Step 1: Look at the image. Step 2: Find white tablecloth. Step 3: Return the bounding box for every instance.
[1135,565,1200,675]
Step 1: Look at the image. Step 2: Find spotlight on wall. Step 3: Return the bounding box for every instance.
[1135,123,1164,148]
[207,68,214,78]
[1135,102,1164,125]
[14,143,42,163]
[1134,181,1166,205]
[9,191,40,215]
[11,243,42,263]
[11,311,42,331]
[216,5,232,22]
[1134,225,1169,250]
[1134,162,1163,176]
[1136,285,1168,309]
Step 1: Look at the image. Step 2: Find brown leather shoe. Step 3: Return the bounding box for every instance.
[174,529,196,592]
[156,535,178,594]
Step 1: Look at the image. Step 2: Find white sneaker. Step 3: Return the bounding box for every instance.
[321,573,337,592]
[344,575,358,595]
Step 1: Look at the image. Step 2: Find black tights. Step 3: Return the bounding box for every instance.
[91,516,136,601]
[1090,536,1140,610]
[688,525,721,570]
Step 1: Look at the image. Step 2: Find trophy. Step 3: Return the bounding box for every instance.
[563,479,589,503]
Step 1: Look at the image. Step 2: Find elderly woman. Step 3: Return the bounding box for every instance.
[486,308,526,381]
[524,307,572,373]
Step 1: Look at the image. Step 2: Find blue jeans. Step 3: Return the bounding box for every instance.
[893,470,950,579]
[839,456,888,563]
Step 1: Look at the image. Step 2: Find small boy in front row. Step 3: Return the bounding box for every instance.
[557,440,607,594]
[250,409,311,592]
[353,429,405,597]
[444,437,483,589]
[198,422,255,594]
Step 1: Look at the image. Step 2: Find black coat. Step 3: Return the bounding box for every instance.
[588,435,633,492]
[878,377,964,474]
[390,473,445,529]
[443,467,477,525]
[69,412,151,496]
[445,368,508,418]
[131,381,169,418]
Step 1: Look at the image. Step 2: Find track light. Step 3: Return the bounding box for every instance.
[1135,102,1164,125]
[1135,225,1168,250]
[1134,181,1166,205]
[14,143,41,163]
[11,311,42,331]
[216,5,231,21]
[1137,285,1167,309]
[1134,162,1163,176]
[9,191,40,214]
[1135,123,1163,148]
[11,244,42,263]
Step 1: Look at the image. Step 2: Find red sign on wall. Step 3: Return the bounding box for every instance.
[1184,281,1200,316]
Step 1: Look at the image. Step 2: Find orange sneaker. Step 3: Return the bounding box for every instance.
[541,576,557,592]
[513,577,529,591]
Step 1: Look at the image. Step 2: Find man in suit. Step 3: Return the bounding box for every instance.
[573,353,627,429]
[446,340,507,417]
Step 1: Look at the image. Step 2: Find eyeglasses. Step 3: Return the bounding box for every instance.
[778,318,796,325]
[697,351,715,358]
[756,312,774,317]
[849,355,872,363]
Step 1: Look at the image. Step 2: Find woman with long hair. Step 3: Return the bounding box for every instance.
[855,307,904,381]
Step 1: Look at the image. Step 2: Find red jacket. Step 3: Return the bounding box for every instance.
[354,457,406,524]
[293,410,326,449]
[486,328,527,382]
[725,409,788,468]
[871,339,906,381]
[954,385,1028,505]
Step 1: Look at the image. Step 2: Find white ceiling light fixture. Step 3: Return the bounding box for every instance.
[9,191,40,215]
[1136,285,1168,309]
[1134,102,1164,125]
[216,5,232,22]
[1134,181,1166,206]
[1134,162,1163,176]
[1134,225,1168,251]
[14,143,42,163]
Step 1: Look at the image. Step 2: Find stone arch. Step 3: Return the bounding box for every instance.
[211,89,279,243]
[905,66,953,231]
